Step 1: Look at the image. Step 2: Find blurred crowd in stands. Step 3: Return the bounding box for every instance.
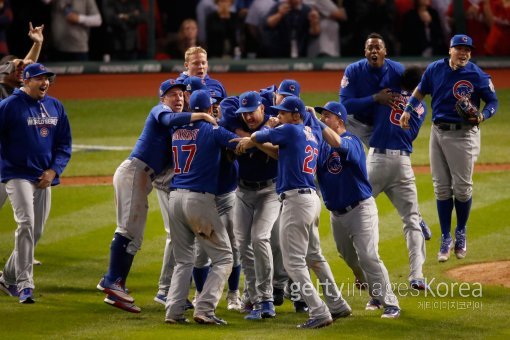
[1,0,509,63]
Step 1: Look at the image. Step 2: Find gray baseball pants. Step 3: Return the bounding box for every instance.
[165,189,233,320]
[0,180,50,290]
[330,197,399,308]
[367,149,426,280]
[234,184,279,304]
[280,189,350,320]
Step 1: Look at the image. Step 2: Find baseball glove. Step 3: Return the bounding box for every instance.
[455,97,483,124]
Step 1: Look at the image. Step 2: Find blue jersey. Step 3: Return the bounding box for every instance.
[418,58,498,123]
[217,119,239,195]
[369,91,427,153]
[177,72,228,99]
[221,98,278,182]
[0,89,72,185]
[130,103,192,176]
[170,121,238,194]
[259,85,278,117]
[256,123,321,194]
[316,132,372,211]
[340,59,404,125]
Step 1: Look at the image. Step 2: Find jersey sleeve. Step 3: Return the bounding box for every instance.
[154,106,192,126]
[340,64,376,113]
[335,135,364,164]
[51,101,73,178]
[417,64,433,95]
[254,124,288,145]
[213,125,240,150]
[478,75,498,120]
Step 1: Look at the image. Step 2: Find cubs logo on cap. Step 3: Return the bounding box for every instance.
[235,91,262,114]
[450,34,474,49]
[277,79,301,97]
[159,79,186,97]
[23,63,55,80]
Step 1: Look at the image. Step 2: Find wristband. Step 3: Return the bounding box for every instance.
[405,96,420,114]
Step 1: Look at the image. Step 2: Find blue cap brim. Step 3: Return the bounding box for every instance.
[235,105,260,113]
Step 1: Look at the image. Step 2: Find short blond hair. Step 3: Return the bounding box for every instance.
[184,46,207,63]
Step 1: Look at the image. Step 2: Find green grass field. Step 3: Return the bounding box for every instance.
[0,89,509,339]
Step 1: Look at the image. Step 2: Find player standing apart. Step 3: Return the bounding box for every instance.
[247,96,352,329]
[0,63,72,303]
[366,67,427,289]
[400,35,498,262]
[315,101,400,318]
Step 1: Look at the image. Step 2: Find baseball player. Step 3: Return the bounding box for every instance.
[315,100,401,319]
[0,63,72,303]
[187,94,243,312]
[0,23,45,249]
[164,90,238,325]
[96,79,216,313]
[340,32,432,240]
[176,46,227,99]
[222,91,279,320]
[246,96,352,329]
[258,79,301,308]
[366,67,427,289]
[400,34,498,262]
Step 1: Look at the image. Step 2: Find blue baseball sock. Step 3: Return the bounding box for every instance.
[105,233,134,283]
[437,198,454,239]
[228,265,241,291]
[192,266,210,293]
[454,197,472,234]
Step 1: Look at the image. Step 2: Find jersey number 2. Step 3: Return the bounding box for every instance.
[172,144,196,174]
[303,145,319,174]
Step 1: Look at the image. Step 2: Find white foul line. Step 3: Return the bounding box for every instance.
[73,144,132,151]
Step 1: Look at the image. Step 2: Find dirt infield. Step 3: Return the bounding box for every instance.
[60,163,510,186]
[50,69,510,100]
[447,261,510,288]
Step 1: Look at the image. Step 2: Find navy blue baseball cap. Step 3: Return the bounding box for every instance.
[235,91,263,113]
[209,89,224,102]
[271,96,306,116]
[183,76,207,93]
[220,96,240,119]
[159,79,186,97]
[23,63,55,80]
[450,34,474,49]
[190,89,216,111]
[277,79,300,97]
[315,101,347,123]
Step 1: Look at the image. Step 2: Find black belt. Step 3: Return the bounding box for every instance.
[434,121,463,131]
[372,148,410,157]
[239,178,276,190]
[335,201,361,215]
[144,166,156,181]
[279,188,312,201]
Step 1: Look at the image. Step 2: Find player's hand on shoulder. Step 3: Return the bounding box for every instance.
[200,112,218,126]
[265,116,280,128]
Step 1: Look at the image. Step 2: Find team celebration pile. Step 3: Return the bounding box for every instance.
[0,32,498,329]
